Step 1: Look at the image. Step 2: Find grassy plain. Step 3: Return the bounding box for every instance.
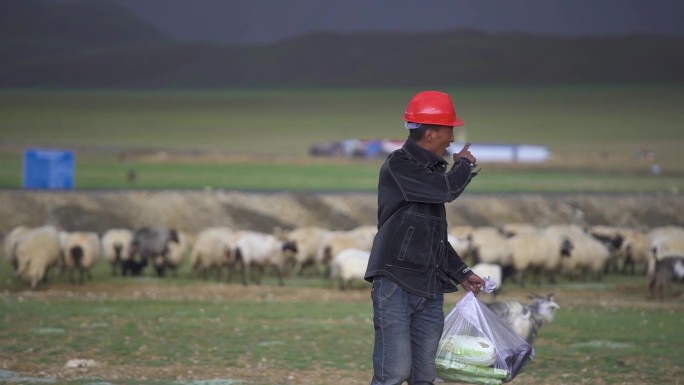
[1,85,683,192]
[0,261,683,385]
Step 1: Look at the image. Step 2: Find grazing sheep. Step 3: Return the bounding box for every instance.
[509,228,573,286]
[618,227,652,275]
[500,223,538,238]
[649,227,684,274]
[648,254,684,300]
[62,231,101,284]
[282,226,330,276]
[126,227,180,277]
[234,231,297,286]
[164,230,190,277]
[189,227,236,280]
[15,225,62,290]
[348,225,378,247]
[316,229,375,277]
[448,225,475,257]
[101,228,133,276]
[587,225,625,273]
[330,248,371,290]
[555,225,613,281]
[487,293,560,344]
[470,226,513,268]
[3,225,30,272]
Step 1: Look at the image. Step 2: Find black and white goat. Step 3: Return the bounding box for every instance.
[487,293,559,344]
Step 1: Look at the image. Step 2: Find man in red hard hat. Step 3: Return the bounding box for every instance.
[365,90,484,385]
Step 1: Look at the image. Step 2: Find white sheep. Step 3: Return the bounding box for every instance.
[509,228,573,286]
[15,225,63,290]
[646,226,684,276]
[3,225,31,272]
[348,225,378,247]
[500,223,538,237]
[234,231,297,286]
[189,227,237,280]
[588,225,653,274]
[316,229,375,277]
[648,253,684,300]
[469,226,513,267]
[615,227,651,274]
[101,228,133,276]
[587,225,627,273]
[330,248,371,290]
[62,231,101,284]
[282,226,330,276]
[447,226,475,262]
[556,226,612,281]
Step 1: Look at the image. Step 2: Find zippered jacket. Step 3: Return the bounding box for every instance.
[364,137,477,298]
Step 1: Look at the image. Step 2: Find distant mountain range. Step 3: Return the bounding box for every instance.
[2,0,683,88]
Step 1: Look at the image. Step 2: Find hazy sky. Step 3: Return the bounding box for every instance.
[108,0,684,46]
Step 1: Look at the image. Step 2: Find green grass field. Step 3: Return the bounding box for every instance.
[1,85,683,192]
[0,259,683,385]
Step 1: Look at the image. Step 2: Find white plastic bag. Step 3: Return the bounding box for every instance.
[436,292,534,384]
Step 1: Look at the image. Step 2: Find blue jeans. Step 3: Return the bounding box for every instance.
[370,276,444,385]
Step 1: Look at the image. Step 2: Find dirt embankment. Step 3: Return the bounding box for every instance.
[1,190,682,236]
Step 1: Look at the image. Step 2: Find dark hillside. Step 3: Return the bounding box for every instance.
[1,1,683,88]
[0,0,170,61]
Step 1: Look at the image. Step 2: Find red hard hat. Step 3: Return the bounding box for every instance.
[403,90,464,127]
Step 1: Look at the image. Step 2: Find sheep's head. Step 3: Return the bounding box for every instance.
[281,240,298,266]
[560,237,573,257]
[169,229,180,244]
[282,240,298,254]
[222,244,233,265]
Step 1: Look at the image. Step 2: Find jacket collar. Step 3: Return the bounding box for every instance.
[402,137,448,169]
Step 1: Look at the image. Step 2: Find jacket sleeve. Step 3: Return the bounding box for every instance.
[442,241,473,284]
[388,156,475,204]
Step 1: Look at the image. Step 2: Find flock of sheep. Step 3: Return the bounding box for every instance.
[458,223,684,299]
[3,222,684,298]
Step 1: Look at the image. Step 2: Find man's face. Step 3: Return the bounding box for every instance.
[427,126,454,157]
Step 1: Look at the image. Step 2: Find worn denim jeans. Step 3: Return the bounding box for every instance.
[370,276,444,385]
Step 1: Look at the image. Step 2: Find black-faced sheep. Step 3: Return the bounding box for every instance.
[487,293,560,344]
[15,225,62,290]
[587,225,625,274]
[330,248,370,291]
[233,231,297,286]
[189,227,237,280]
[3,225,30,272]
[648,254,684,300]
[554,225,613,281]
[282,226,330,276]
[500,223,538,238]
[62,231,101,284]
[588,226,650,275]
[619,227,652,275]
[509,228,573,286]
[126,227,180,277]
[101,228,133,276]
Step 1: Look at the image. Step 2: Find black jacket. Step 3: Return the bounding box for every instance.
[364,137,476,299]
